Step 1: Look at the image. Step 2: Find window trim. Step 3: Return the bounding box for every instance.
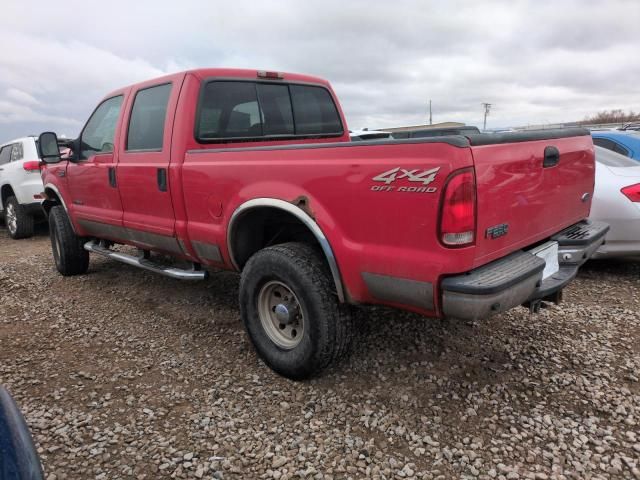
[78,94,125,161]
[125,82,173,153]
[194,77,345,144]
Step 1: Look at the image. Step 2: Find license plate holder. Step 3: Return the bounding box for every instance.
[530,241,559,280]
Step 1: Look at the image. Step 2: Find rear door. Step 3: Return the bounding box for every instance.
[116,78,182,254]
[470,131,595,266]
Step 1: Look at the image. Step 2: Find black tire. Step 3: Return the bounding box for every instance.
[49,205,89,276]
[239,242,353,380]
[4,196,34,239]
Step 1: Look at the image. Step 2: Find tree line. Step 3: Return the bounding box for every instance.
[579,109,640,125]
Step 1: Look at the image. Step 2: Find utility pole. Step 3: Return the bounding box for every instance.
[482,102,492,131]
[429,99,432,125]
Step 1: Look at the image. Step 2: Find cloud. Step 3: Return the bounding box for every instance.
[6,88,39,106]
[0,0,638,141]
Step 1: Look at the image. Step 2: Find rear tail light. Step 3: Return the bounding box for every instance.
[439,168,476,246]
[23,161,41,172]
[621,183,640,202]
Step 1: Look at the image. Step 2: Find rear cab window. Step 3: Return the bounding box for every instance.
[195,80,343,143]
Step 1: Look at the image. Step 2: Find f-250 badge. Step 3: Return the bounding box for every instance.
[371,167,440,193]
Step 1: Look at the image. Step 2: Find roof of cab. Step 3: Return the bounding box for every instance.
[104,68,331,99]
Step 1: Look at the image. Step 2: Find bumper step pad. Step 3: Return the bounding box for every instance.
[552,220,609,246]
[441,251,544,295]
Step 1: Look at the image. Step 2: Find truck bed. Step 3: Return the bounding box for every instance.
[180,128,594,314]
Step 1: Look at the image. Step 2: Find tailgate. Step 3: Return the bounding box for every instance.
[468,129,594,266]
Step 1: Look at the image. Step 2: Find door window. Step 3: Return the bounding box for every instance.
[0,145,12,165]
[80,95,124,159]
[126,83,172,151]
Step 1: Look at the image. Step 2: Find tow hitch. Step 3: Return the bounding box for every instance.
[523,289,563,314]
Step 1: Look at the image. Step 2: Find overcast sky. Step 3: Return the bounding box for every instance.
[0,0,638,143]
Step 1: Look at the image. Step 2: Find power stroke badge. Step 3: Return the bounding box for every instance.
[371,166,441,193]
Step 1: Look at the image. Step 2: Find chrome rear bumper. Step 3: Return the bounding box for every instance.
[441,220,609,320]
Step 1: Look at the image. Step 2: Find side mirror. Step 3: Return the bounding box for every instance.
[0,387,44,479]
[37,132,61,164]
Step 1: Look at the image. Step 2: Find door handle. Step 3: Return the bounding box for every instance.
[108,167,117,188]
[157,168,167,192]
[543,146,560,168]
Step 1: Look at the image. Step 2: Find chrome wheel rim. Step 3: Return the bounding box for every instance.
[6,203,17,235]
[257,280,304,349]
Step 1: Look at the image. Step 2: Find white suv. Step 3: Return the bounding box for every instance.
[0,136,45,239]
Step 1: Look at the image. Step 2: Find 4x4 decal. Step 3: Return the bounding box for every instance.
[371,166,440,193]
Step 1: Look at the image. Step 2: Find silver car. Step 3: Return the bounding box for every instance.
[591,146,640,258]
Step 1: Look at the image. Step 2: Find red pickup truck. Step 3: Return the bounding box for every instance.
[37,68,608,379]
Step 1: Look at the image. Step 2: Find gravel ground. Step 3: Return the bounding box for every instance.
[1,227,639,480]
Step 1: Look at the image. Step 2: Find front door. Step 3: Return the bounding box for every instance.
[116,81,181,254]
[66,95,126,240]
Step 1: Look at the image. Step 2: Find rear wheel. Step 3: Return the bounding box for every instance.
[49,205,89,276]
[239,242,353,380]
[4,196,34,239]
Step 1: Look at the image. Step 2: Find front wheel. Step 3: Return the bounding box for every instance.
[239,242,353,380]
[48,205,89,276]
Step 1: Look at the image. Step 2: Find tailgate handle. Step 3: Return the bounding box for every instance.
[543,146,560,168]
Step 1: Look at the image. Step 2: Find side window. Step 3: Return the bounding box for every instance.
[290,85,342,135]
[593,138,617,152]
[80,95,124,160]
[0,146,11,165]
[594,137,631,157]
[612,142,630,157]
[10,143,23,162]
[126,83,172,151]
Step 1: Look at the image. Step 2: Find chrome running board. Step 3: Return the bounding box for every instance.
[84,240,208,281]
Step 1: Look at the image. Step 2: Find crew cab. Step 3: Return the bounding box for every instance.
[0,136,45,239]
[37,68,608,379]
